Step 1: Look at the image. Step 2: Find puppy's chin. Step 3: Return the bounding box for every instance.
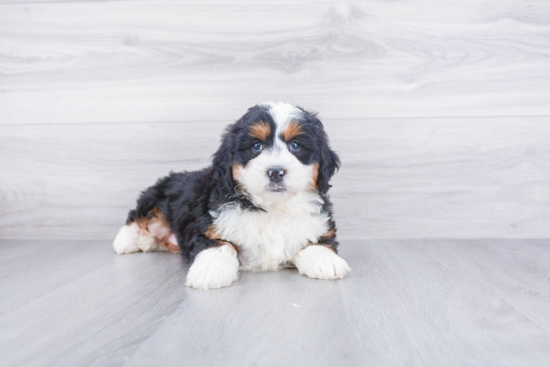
[255,190,294,206]
[244,182,295,206]
[266,182,286,193]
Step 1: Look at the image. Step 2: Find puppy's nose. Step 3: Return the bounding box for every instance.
[267,167,286,183]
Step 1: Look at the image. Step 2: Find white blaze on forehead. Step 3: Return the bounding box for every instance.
[259,101,303,148]
[235,101,311,204]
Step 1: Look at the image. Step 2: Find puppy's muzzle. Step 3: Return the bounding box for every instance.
[267,167,285,183]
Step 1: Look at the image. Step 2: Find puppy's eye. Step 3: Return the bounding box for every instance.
[251,142,263,153]
[289,141,301,152]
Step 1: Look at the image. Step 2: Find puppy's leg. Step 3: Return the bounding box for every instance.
[113,207,180,255]
[293,245,351,280]
[186,243,239,290]
[158,234,181,254]
[113,222,157,254]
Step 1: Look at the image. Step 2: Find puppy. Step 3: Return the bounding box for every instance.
[113,101,350,289]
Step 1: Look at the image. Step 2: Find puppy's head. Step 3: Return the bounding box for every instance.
[213,101,340,203]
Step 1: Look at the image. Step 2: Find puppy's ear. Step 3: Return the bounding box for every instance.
[212,125,236,197]
[317,130,341,194]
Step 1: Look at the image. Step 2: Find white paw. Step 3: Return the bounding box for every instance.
[293,245,351,280]
[186,245,239,290]
[113,223,141,254]
[113,223,159,254]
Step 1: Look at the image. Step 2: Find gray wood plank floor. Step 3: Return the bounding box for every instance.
[1,239,549,366]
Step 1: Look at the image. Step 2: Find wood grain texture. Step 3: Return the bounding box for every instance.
[0,240,190,367]
[1,117,549,240]
[0,239,549,366]
[1,0,550,124]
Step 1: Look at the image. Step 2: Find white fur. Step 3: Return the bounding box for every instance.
[113,222,159,254]
[210,191,330,271]
[216,101,331,272]
[259,101,302,129]
[236,146,313,201]
[238,101,312,203]
[261,100,304,154]
[186,245,239,290]
[114,101,350,289]
[293,245,351,280]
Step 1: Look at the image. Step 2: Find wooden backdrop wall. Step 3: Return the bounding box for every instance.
[1,0,549,240]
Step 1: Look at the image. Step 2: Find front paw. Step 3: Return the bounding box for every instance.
[293,245,351,280]
[186,245,239,290]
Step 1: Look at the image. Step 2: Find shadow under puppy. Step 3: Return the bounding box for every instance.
[113,101,351,289]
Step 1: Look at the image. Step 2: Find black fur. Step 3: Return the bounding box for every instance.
[296,107,341,194]
[126,104,340,260]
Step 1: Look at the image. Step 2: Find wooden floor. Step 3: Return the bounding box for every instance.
[1,239,549,366]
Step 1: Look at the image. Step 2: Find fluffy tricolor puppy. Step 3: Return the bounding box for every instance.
[113,101,351,289]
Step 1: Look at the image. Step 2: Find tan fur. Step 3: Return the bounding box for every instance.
[249,121,271,141]
[232,163,243,182]
[136,208,180,254]
[218,241,237,254]
[320,229,336,240]
[205,224,219,240]
[283,121,304,141]
[159,241,181,254]
[318,221,336,244]
[204,225,238,254]
[309,162,319,190]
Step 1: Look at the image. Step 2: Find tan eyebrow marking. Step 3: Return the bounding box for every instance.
[248,121,271,141]
[283,121,304,141]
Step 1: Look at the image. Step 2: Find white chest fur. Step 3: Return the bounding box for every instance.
[210,192,330,271]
